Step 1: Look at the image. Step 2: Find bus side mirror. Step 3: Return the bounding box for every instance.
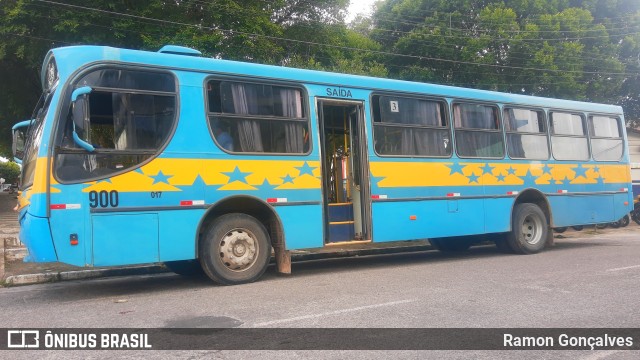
[12,119,33,164]
[70,86,95,152]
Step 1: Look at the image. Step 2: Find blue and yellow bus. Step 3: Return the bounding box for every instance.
[13,45,633,285]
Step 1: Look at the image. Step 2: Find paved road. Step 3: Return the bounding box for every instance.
[1,227,639,359]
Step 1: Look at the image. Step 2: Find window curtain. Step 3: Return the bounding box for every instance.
[477,106,498,156]
[231,83,264,152]
[455,103,495,129]
[397,99,442,155]
[454,104,498,157]
[566,115,583,135]
[482,106,495,129]
[400,100,414,154]
[412,101,443,156]
[552,113,583,136]
[505,109,523,157]
[454,104,476,156]
[279,88,304,153]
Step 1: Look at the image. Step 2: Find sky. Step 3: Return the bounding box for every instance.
[347,0,378,21]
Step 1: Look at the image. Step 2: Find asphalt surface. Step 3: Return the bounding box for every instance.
[1,226,639,359]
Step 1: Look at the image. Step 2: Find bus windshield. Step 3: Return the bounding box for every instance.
[21,89,54,189]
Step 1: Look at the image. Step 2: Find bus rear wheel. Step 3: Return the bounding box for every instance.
[632,203,640,225]
[506,203,548,254]
[620,214,630,227]
[199,213,271,285]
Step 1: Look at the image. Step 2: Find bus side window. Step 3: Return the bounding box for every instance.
[453,103,504,158]
[206,80,309,154]
[549,112,589,161]
[372,94,450,157]
[55,69,177,183]
[504,108,549,160]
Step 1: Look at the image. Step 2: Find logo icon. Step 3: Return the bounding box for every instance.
[7,330,39,348]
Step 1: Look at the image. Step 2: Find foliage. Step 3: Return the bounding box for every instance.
[1,0,640,159]
[0,0,378,157]
[370,0,640,120]
[0,161,21,184]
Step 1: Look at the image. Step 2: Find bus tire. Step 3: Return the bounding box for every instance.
[553,227,567,233]
[620,214,630,227]
[506,203,548,254]
[164,260,204,277]
[571,225,584,231]
[199,213,271,285]
[632,203,640,225]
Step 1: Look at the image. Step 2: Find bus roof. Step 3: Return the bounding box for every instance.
[50,45,623,115]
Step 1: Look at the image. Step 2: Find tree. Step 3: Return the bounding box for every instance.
[369,0,637,112]
[0,161,21,185]
[1,0,164,157]
[0,0,378,157]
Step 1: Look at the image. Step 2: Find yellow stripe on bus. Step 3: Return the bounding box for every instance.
[31,156,631,196]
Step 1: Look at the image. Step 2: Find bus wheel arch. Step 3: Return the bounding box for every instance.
[512,188,552,227]
[503,189,553,254]
[197,195,290,283]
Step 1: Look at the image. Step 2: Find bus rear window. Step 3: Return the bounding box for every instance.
[589,115,622,161]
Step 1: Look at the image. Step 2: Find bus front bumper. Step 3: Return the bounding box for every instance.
[19,210,57,263]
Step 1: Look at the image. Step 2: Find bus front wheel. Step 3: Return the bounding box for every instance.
[199,213,271,285]
[506,203,548,254]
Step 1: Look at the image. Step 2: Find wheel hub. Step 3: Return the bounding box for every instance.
[219,229,258,271]
[234,243,246,256]
[521,214,542,245]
